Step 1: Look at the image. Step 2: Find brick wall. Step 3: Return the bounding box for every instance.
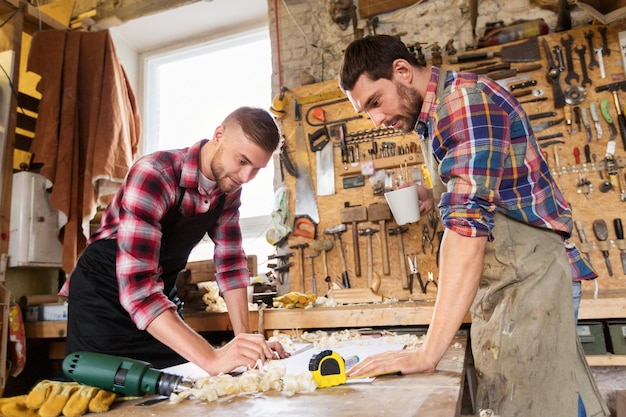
[267,0,593,94]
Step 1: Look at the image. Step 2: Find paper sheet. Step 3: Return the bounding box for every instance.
[162,338,405,381]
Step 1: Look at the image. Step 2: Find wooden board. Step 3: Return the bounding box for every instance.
[357,0,422,19]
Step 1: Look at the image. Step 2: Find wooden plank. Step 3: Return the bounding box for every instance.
[358,0,421,19]
[183,255,258,284]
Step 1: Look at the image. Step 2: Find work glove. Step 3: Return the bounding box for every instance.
[0,379,117,417]
[273,292,317,308]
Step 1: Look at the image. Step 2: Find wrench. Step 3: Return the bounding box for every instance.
[598,26,610,56]
[561,35,579,85]
[575,45,592,87]
[553,45,565,72]
[584,30,599,69]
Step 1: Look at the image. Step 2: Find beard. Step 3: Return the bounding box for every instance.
[394,81,423,133]
[210,147,242,194]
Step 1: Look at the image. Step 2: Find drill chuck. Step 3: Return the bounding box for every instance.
[63,351,192,397]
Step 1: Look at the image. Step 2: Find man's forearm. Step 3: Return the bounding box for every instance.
[222,287,251,334]
[421,229,486,366]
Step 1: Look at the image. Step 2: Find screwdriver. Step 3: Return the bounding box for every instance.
[614,219,626,275]
[593,219,613,276]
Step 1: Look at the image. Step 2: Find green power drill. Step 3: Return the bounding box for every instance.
[62,351,193,397]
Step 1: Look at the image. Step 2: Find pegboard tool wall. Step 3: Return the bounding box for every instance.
[280,81,435,301]
[279,23,626,301]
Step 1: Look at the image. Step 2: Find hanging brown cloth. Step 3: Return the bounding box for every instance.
[27,29,140,274]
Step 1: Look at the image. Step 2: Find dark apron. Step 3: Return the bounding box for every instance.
[66,189,225,369]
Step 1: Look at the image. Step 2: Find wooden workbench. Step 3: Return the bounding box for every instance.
[94,333,468,417]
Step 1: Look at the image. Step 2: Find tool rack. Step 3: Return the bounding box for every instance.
[277,23,626,358]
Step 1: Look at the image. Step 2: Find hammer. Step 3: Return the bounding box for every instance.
[312,239,333,285]
[289,243,309,293]
[358,227,379,288]
[595,80,626,150]
[341,203,368,277]
[368,202,392,275]
[305,252,319,294]
[389,226,409,289]
[323,224,350,288]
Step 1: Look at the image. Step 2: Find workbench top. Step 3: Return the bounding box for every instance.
[97,333,468,417]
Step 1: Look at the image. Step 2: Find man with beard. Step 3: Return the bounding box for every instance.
[338,35,608,416]
[62,107,288,375]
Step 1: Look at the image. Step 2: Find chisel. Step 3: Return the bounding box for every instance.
[593,219,613,277]
[614,218,626,275]
[575,220,592,265]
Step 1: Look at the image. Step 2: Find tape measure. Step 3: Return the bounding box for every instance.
[308,350,359,388]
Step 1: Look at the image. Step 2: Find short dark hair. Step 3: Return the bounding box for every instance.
[223,107,280,154]
[339,35,420,92]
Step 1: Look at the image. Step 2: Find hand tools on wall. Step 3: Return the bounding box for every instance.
[267,252,294,285]
[600,99,618,141]
[574,45,592,87]
[324,224,351,288]
[407,254,423,294]
[293,122,320,238]
[532,117,564,134]
[575,219,593,265]
[595,81,626,150]
[449,36,540,64]
[358,227,378,288]
[389,226,409,290]
[542,38,566,108]
[614,218,626,275]
[290,243,310,292]
[305,97,362,127]
[309,126,335,196]
[590,102,603,139]
[561,35,579,85]
[306,252,319,294]
[312,239,333,286]
[581,107,593,142]
[368,202,392,275]
[341,203,368,277]
[593,219,613,277]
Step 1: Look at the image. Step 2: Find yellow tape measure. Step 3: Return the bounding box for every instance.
[308,350,359,388]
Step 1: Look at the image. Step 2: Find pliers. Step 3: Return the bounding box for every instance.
[407,254,426,294]
[425,272,438,292]
[422,225,434,254]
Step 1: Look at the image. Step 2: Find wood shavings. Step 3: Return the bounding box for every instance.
[270,329,425,351]
[168,359,315,405]
[201,282,227,313]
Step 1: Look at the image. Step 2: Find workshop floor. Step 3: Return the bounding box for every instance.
[460,366,626,416]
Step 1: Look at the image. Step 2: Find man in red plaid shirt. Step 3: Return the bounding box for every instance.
[62,107,288,375]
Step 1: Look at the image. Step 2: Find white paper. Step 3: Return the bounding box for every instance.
[162,339,405,382]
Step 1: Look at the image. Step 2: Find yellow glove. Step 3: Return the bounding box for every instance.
[0,395,38,417]
[6,379,117,417]
[38,381,80,417]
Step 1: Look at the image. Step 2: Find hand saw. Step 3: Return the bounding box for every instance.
[294,122,320,238]
[309,126,335,196]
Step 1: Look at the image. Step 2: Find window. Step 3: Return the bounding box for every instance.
[142,27,276,270]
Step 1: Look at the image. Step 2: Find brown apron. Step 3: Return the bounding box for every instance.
[419,72,608,416]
